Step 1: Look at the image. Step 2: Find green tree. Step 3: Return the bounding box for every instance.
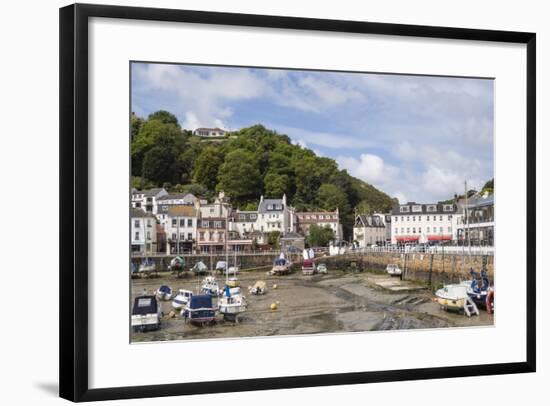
[131,114,144,139]
[192,147,224,190]
[306,225,335,247]
[264,172,290,197]
[355,200,373,215]
[148,110,179,126]
[317,183,349,211]
[267,230,281,248]
[216,149,261,205]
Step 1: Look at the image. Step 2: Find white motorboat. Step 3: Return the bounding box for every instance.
[386,264,402,276]
[201,276,220,297]
[131,295,161,332]
[435,283,468,311]
[138,258,156,273]
[218,285,247,321]
[155,285,173,301]
[171,289,193,310]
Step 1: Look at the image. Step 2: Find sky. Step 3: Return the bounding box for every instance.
[131,62,494,204]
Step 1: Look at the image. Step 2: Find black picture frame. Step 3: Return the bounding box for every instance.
[59,3,536,402]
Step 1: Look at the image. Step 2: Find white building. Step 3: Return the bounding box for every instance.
[164,205,199,254]
[131,188,168,214]
[231,210,259,237]
[156,193,200,226]
[353,214,386,247]
[456,194,494,246]
[256,194,293,235]
[131,208,157,254]
[390,202,460,245]
[193,127,226,137]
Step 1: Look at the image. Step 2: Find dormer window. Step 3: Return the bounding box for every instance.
[412,205,422,212]
[400,206,410,213]
[427,205,437,212]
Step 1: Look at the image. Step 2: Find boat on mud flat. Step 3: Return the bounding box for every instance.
[316,263,328,274]
[435,283,469,311]
[171,289,193,310]
[201,275,221,297]
[302,259,316,275]
[249,280,267,295]
[181,294,217,324]
[191,261,208,275]
[218,285,247,322]
[138,258,156,273]
[215,261,227,274]
[131,295,161,332]
[270,256,292,275]
[169,256,186,272]
[386,264,402,276]
[155,284,173,301]
[466,269,492,308]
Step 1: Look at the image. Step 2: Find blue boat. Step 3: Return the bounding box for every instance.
[466,269,491,307]
[181,294,216,324]
[155,284,173,301]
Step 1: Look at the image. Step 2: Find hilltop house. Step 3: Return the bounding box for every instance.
[193,127,226,137]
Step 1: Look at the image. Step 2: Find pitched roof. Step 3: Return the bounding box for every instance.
[157,193,197,201]
[167,205,198,217]
[232,211,258,222]
[356,214,385,228]
[258,198,284,213]
[130,208,156,218]
[390,202,458,216]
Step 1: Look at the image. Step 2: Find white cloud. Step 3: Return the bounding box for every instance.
[273,124,375,150]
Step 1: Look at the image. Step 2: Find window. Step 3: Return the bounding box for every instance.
[400,206,410,213]
[448,227,452,233]
[214,221,222,228]
[187,219,193,227]
[199,232,205,241]
[147,219,151,227]
[319,215,324,220]
[172,233,176,240]
[401,216,404,221]
[407,216,410,221]
[209,232,214,241]
[394,216,398,222]
[188,233,192,240]
[419,227,422,233]
[147,231,151,240]
[202,220,209,228]
[395,228,398,234]
[427,227,430,233]
[401,228,404,233]
[180,219,185,227]
[171,219,177,227]
[427,205,437,212]
[412,227,416,234]
[268,204,273,210]
[406,227,410,234]
[412,216,416,221]
[427,216,430,221]
[134,232,139,241]
[239,214,245,220]
[440,227,443,233]
[418,216,422,221]
[180,233,185,240]
[439,215,443,221]
[333,215,338,220]
[134,220,139,228]
[448,215,452,221]
[412,205,422,212]
[251,214,257,219]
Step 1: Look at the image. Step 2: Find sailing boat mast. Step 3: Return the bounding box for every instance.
[225,203,229,285]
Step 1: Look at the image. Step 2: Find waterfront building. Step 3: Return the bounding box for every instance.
[295,209,342,242]
[156,193,200,226]
[456,193,494,246]
[231,210,259,237]
[197,192,232,253]
[131,187,168,213]
[130,208,158,254]
[164,205,199,254]
[256,194,294,235]
[390,202,460,244]
[193,127,226,137]
[353,214,386,247]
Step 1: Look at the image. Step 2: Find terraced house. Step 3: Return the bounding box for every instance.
[295,209,342,242]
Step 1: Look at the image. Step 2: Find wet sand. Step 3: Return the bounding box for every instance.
[131,269,493,343]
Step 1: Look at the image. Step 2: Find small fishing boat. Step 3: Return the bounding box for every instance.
[435,284,468,311]
[201,275,221,297]
[171,289,193,310]
[302,259,316,275]
[131,295,161,332]
[215,261,227,274]
[386,264,402,276]
[191,261,208,275]
[466,269,491,308]
[249,280,267,295]
[169,256,186,272]
[218,285,247,321]
[155,284,173,301]
[227,265,240,275]
[270,255,291,275]
[181,294,217,324]
[138,258,156,273]
[317,263,328,274]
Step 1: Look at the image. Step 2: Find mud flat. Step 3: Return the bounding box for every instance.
[130,269,493,343]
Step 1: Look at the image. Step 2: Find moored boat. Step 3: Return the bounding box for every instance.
[201,275,221,297]
[435,283,468,311]
[155,284,173,301]
[169,256,186,272]
[386,264,402,276]
[270,255,291,275]
[302,259,316,275]
[138,258,156,273]
[181,294,217,324]
[191,261,208,275]
[131,295,161,332]
[466,269,492,308]
[218,285,247,321]
[171,289,193,310]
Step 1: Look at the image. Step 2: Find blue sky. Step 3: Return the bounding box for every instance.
[131,62,494,203]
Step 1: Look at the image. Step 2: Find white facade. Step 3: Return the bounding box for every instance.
[353,214,386,247]
[295,209,341,241]
[164,205,199,253]
[131,209,157,254]
[193,127,226,137]
[231,211,259,237]
[131,188,168,214]
[256,195,293,235]
[391,202,460,244]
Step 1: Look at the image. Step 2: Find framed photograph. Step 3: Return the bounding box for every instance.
[59,3,536,402]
